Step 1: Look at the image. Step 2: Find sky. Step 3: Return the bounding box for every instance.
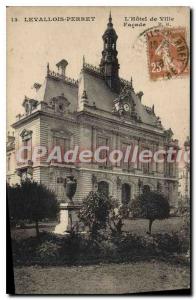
[7,6,190,147]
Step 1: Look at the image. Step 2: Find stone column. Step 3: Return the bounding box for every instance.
[151,144,157,174]
[137,138,142,170]
[132,140,138,170]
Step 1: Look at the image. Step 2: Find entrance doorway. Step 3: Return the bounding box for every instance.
[142,185,151,194]
[98,181,109,197]
[121,183,131,205]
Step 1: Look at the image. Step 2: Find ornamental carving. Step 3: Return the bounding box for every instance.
[49,93,70,114]
[116,176,121,188]
[20,129,33,141]
[113,84,139,121]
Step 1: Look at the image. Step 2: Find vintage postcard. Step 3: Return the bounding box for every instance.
[7,6,190,295]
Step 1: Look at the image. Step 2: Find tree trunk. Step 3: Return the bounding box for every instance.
[148,219,154,234]
[35,220,39,238]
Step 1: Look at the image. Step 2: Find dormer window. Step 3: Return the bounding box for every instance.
[50,94,70,114]
[22,96,38,115]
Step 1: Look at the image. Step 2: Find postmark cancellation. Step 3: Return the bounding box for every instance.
[146,27,189,80]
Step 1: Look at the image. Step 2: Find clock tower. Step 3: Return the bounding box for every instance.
[100,12,120,93]
[113,82,139,121]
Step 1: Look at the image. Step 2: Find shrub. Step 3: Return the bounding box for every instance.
[79,192,125,239]
[178,213,190,254]
[79,191,111,239]
[98,240,118,258]
[11,230,190,266]
[36,241,60,262]
[108,199,124,236]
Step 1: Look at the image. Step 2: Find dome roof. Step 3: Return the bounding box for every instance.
[102,12,118,40]
[103,27,118,39]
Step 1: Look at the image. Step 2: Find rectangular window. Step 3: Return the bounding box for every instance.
[164,149,175,177]
[121,143,130,170]
[57,177,64,183]
[23,140,28,160]
[54,137,70,152]
[97,136,109,167]
[23,139,32,161]
[142,161,150,174]
[20,130,32,163]
[53,136,70,163]
[141,147,150,174]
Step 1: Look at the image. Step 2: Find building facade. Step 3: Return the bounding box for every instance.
[7,15,179,207]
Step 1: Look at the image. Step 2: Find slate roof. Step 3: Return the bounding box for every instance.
[26,63,162,128]
[78,65,161,128]
[32,74,78,113]
[79,70,119,111]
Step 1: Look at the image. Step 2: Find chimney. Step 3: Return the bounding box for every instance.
[33,82,41,92]
[137,91,144,102]
[56,59,68,77]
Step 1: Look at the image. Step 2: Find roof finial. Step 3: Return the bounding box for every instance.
[47,62,50,75]
[109,10,112,23]
[83,55,85,67]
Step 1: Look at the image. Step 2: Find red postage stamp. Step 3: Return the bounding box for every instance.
[146,27,189,80]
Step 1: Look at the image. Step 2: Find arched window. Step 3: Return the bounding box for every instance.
[121,183,131,205]
[142,185,151,194]
[98,181,109,197]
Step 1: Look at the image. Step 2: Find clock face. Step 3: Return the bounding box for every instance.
[124,103,130,112]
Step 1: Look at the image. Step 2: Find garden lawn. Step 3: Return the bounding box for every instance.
[123,217,183,235]
[14,260,190,294]
[11,217,183,240]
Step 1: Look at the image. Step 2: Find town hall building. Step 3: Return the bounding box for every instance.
[7,14,179,207]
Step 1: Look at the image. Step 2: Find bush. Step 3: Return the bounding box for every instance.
[11,230,190,266]
[98,240,118,258]
[79,191,111,238]
[36,241,60,263]
[178,213,190,254]
[79,192,125,238]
